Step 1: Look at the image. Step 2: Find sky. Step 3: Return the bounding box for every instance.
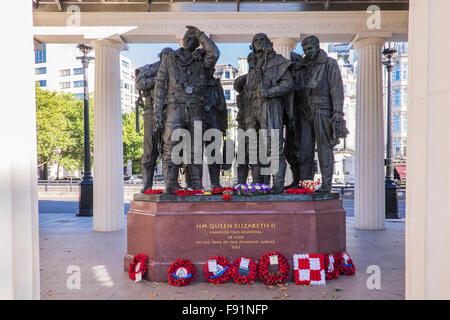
[121,42,303,69]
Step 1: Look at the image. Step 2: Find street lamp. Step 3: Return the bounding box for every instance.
[76,43,94,217]
[382,42,400,219]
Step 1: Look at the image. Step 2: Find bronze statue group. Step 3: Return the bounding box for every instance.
[135,26,348,195]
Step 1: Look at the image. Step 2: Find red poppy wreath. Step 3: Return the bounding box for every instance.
[336,250,356,275]
[167,259,196,286]
[144,189,163,195]
[175,189,204,196]
[129,253,149,281]
[257,251,290,285]
[204,255,232,284]
[324,252,340,280]
[231,256,258,284]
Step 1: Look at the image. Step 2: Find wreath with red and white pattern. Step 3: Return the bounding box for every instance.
[257,251,290,285]
[167,259,196,286]
[203,255,232,284]
[129,253,149,281]
[231,256,258,285]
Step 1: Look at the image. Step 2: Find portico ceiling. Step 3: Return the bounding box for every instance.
[33,0,409,44]
[33,0,409,12]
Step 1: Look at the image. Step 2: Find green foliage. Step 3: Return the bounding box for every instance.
[36,86,93,177]
[36,85,144,177]
[122,111,144,173]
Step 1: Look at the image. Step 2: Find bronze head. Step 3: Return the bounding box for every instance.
[250,33,273,53]
[302,36,320,61]
[182,29,200,52]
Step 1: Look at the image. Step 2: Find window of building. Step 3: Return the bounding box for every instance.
[394,114,401,133]
[36,80,47,87]
[224,90,231,100]
[402,88,408,105]
[394,65,401,81]
[59,69,70,77]
[402,113,408,132]
[394,89,401,106]
[35,67,47,75]
[124,83,130,90]
[402,69,407,80]
[73,80,84,88]
[35,44,46,64]
[122,60,130,68]
[74,93,84,100]
[397,42,408,55]
[73,67,84,75]
[225,71,230,79]
[60,82,71,89]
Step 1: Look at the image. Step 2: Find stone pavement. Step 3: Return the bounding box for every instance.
[39,210,405,300]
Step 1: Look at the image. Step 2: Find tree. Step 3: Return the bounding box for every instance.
[35,86,93,179]
[122,111,144,174]
[62,94,94,175]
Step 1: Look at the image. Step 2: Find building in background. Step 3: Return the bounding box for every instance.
[389,42,408,163]
[387,42,408,184]
[34,43,139,179]
[325,46,357,185]
[34,43,138,115]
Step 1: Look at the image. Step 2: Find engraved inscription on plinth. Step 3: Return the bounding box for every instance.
[194,222,277,251]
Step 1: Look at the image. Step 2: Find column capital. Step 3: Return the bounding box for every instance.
[350,32,392,50]
[90,36,128,52]
[271,37,299,47]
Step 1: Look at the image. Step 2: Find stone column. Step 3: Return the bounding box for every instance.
[91,38,128,232]
[272,38,298,59]
[271,38,299,186]
[0,0,40,299]
[352,36,387,230]
[406,0,450,299]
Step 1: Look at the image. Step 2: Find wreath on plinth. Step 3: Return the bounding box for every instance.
[144,189,163,195]
[285,188,313,195]
[231,256,258,285]
[234,184,270,196]
[129,253,149,281]
[204,255,232,284]
[175,189,204,196]
[167,259,196,286]
[257,251,290,285]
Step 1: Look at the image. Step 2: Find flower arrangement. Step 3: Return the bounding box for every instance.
[234,183,271,196]
[300,179,321,192]
[167,259,196,286]
[129,253,149,281]
[231,256,258,285]
[144,189,163,195]
[324,253,341,280]
[257,251,290,285]
[293,253,326,285]
[204,255,232,284]
[174,189,204,196]
[285,188,313,195]
[222,193,232,201]
[336,250,355,275]
[212,187,235,194]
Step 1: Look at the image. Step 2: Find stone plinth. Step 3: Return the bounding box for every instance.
[124,193,346,282]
